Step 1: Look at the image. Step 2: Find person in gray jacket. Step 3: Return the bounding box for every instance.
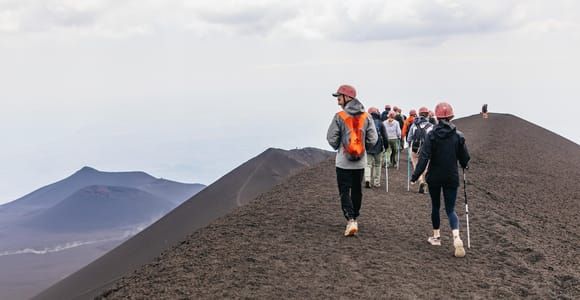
[383,110,401,168]
[327,84,378,237]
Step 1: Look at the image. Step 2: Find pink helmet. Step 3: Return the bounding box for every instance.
[388,111,396,118]
[428,110,435,117]
[368,107,380,114]
[418,106,429,114]
[332,84,356,98]
[409,109,417,116]
[435,102,454,119]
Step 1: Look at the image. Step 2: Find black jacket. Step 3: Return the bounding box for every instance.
[367,112,389,154]
[411,120,470,187]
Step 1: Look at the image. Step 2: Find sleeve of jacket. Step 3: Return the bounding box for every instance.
[411,132,432,181]
[406,124,415,145]
[365,114,378,150]
[396,123,401,139]
[402,119,409,138]
[326,113,341,150]
[380,123,389,150]
[457,131,471,169]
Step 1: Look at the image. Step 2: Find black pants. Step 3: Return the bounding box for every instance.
[336,167,364,220]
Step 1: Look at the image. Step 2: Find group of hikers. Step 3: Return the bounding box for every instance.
[326,84,471,258]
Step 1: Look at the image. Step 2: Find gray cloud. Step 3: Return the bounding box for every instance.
[331,2,522,42]
[1,1,578,41]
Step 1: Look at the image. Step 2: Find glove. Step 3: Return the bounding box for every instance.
[410,174,419,183]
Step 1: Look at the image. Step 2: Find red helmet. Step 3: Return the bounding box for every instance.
[332,84,356,98]
[418,106,429,114]
[409,109,417,116]
[435,102,454,119]
[368,107,379,114]
[388,111,396,118]
[428,110,435,117]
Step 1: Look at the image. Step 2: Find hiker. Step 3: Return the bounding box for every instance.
[407,107,433,194]
[364,107,389,188]
[411,102,470,258]
[383,110,401,168]
[482,104,488,119]
[401,109,417,144]
[380,105,391,121]
[393,107,406,148]
[428,110,437,125]
[327,84,378,237]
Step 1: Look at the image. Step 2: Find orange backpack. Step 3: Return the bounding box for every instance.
[338,111,368,161]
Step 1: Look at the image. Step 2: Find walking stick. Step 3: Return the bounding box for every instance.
[407,145,410,191]
[385,152,389,193]
[463,168,471,248]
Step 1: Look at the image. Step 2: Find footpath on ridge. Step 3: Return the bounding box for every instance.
[99,114,580,299]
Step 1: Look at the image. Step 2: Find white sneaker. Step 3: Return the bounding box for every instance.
[344,219,358,236]
[427,236,441,246]
[454,238,466,257]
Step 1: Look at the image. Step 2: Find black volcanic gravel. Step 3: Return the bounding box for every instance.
[98,114,580,299]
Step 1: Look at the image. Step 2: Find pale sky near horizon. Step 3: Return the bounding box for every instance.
[1,0,579,204]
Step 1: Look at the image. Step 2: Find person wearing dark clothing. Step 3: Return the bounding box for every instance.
[327,84,378,237]
[365,107,389,188]
[393,106,406,148]
[482,104,488,119]
[380,105,391,121]
[428,110,437,125]
[411,102,470,258]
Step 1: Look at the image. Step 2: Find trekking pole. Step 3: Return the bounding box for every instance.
[406,145,410,191]
[463,168,471,249]
[385,152,389,193]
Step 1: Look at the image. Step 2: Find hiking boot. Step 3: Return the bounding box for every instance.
[427,236,441,246]
[344,219,358,236]
[365,181,371,188]
[418,183,426,194]
[453,237,466,257]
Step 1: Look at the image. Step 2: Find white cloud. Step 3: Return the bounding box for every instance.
[1,0,578,41]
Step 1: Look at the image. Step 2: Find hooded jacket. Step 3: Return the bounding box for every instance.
[411,120,470,187]
[327,99,378,169]
[367,112,389,154]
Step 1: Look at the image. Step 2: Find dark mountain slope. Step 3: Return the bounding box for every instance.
[22,185,174,232]
[2,167,156,211]
[35,147,333,300]
[94,113,579,299]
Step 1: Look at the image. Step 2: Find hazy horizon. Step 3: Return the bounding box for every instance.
[1,0,579,204]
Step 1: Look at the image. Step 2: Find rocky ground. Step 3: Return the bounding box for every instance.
[97,114,580,299]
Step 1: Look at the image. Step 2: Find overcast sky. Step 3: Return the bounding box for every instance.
[1,0,579,204]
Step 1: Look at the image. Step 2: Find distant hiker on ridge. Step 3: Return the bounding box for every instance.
[327,84,378,237]
[428,110,437,125]
[393,106,406,148]
[383,110,401,168]
[380,104,391,121]
[481,104,488,119]
[365,107,389,188]
[411,102,470,258]
[407,107,433,194]
[401,108,417,146]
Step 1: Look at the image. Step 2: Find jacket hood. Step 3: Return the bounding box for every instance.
[433,120,457,139]
[370,112,381,119]
[344,99,365,115]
